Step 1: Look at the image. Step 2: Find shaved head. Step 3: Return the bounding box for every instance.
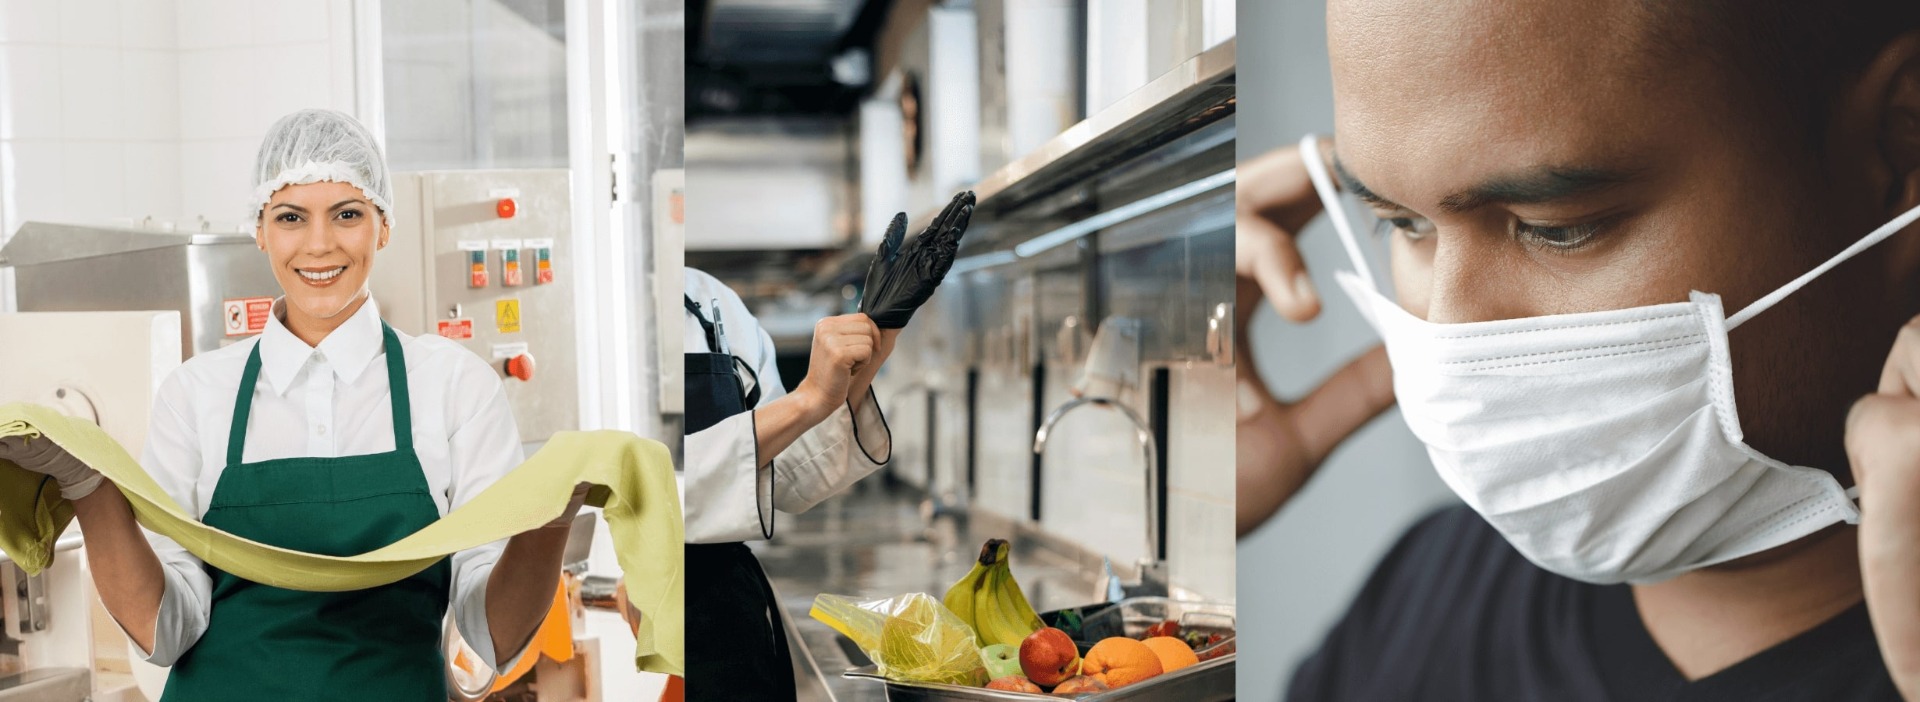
[1639,0,1920,141]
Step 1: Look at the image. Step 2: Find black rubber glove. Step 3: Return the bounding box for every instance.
[858,190,976,329]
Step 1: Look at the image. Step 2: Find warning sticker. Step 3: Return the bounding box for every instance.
[437,318,474,340]
[495,299,521,334]
[223,297,274,337]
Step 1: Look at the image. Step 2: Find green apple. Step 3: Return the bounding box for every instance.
[981,643,1023,681]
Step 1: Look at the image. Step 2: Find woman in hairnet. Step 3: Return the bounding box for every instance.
[0,109,583,699]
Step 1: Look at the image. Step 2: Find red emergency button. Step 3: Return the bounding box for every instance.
[496,198,517,219]
[505,353,536,381]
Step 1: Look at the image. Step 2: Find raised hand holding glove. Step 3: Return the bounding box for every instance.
[0,434,105,500]
[859,190,976,329]
[793,314,881,415]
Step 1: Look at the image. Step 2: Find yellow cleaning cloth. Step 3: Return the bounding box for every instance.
[0,403,684,677]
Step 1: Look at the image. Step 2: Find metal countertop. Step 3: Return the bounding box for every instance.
[758,482,1112,702]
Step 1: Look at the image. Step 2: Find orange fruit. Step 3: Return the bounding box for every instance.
[1081,637,1164,688]
[1141,636,1199,672]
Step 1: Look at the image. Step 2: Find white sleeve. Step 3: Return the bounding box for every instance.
[681,316,779,545]
[753,321,892,516]
[130,372,214,666]
[769,387,892,514]
[676,282,894,541]
[442,359,530,674]
[681,412,770,544]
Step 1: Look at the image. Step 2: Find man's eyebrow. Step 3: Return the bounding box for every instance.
[1331,157,1397,208]
[1438,166,1640,214]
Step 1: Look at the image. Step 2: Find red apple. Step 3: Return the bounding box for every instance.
[1019,627,1082,687]
[985,675,1044,693]
[1051,675,1109,696]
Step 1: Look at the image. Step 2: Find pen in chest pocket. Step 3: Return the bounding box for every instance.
[710,297,730,356]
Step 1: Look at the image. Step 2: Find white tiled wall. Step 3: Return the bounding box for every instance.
[1165,362,1235,600]
[0,0,357,310]
[971,369,1035,520]
[173,0,356,227]
[1038,371,1154,568]
[380,0,567,171]
[1026,361,1235,602]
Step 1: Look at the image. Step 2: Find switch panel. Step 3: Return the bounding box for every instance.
[375,170,579,442]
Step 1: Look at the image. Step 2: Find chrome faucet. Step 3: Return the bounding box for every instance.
[1033,396,1168,597]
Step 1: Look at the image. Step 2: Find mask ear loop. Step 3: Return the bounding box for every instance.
[1726,201,1920,329]
[1298,134,1380,292]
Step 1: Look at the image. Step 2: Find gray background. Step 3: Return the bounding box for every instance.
[1234,0,1460,699]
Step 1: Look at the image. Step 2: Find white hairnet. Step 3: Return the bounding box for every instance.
[251,109,394,229]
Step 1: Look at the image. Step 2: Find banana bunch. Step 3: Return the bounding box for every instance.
[944,538,1044,648]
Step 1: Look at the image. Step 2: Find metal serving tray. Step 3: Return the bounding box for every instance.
[842,655,1234,701]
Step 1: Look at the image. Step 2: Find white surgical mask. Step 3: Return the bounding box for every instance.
[1299,134,1920,584]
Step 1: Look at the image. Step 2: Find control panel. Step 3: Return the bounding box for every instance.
[375,170,579,442]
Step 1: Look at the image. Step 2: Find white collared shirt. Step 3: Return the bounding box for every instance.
[135,296,526,672]
[680,268,893,543]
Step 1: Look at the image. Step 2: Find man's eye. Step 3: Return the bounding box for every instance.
[1384,215,1436,241]
[1515,221,1602,251]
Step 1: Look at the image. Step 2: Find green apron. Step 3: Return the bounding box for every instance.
[162,324,451,701]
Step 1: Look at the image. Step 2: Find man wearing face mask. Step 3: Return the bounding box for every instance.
[1237,1,1920,700]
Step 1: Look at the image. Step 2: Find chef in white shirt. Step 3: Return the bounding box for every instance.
[679,268,894,700]
[677,191,973,700]
[0,109,586,701]
[680,268,896,544]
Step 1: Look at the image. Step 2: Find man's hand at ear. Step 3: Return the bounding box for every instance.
[1849,316,1920,701]
[1236,141,1396,537]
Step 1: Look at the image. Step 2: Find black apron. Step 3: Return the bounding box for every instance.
[684,295,795,701]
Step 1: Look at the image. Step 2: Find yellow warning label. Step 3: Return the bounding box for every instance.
[496,298,522,334]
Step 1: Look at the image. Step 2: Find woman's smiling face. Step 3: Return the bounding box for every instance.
[257,180,387,329]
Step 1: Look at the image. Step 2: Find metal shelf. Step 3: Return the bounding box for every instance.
[965,38,1237,222]
[803,39,1238,294]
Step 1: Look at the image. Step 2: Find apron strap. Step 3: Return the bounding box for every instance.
[226,340,266,466]
[381,323,414,453]
[1299,133,1380,292]
[225,322,414,465]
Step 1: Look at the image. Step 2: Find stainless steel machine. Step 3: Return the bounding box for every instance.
[0,311,184,702]
[372,169,581,443]
[0,224,282,360]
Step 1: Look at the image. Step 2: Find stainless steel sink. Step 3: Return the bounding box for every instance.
[0,667,89,702]
[764,481,1227,701]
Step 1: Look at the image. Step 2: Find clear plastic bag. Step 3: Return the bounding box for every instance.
[810,592,987,686]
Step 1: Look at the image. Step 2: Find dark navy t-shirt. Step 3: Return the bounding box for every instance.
[1286,506,1899,701]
